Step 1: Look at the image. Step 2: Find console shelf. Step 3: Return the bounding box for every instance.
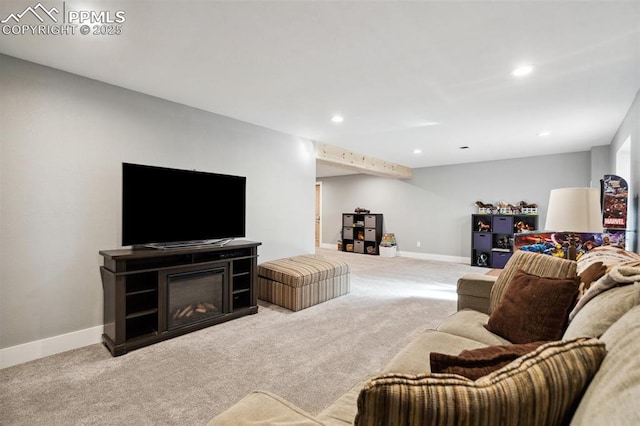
[100,240,261,356]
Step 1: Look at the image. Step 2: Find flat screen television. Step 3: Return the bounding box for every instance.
[122,163,246,248]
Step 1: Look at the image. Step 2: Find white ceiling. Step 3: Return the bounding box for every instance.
[1,1,639,177]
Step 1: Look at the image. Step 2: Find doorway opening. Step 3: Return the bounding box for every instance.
[315,182,322,247]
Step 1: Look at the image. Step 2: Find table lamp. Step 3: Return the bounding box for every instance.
[544,187,603,260]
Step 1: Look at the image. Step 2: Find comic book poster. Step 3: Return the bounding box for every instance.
[602,175,628,230]
[514,231,625,260]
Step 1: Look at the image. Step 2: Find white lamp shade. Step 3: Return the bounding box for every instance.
[544,188,603,233]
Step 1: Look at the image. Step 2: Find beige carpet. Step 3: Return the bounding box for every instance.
[1,248,483,425]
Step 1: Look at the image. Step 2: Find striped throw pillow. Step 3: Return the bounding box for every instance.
[355,338,605,426]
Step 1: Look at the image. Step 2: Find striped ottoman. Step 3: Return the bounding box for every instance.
[258,255,350,311]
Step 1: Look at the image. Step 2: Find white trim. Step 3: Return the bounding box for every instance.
[318,244,470,264]
[0,325,103,369]
[315,181,323,248]
[397,250,469,264]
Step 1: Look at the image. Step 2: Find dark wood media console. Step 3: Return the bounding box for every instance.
[99,240,261,356]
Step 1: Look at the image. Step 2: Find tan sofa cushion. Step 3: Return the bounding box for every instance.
[436,309,511,346]
[317,380,367,425]
[207,391,323,425]
[355,338,605,426]
[489,251,577,313]
[564,283,639,339]
[382,329,488,375]
[456,273,496,313]
[571,305,640,425]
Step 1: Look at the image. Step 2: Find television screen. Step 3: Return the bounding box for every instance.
[122,163,246,247]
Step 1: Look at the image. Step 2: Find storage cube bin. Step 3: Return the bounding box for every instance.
[343,227,353,239]
[364,215,377,228]
[364,228,377,241]
[491,251,512,269]
[492,216,514,234]
[473,233,492,250]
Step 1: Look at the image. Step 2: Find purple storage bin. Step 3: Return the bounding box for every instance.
[473,232,492,250]
[492,216,514,234]
[491,251,513,269]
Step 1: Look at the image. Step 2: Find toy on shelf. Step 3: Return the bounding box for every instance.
[518,201,538,215]
[379,233,397,257]
[474,200,538,215]
[496,201,516,215]
[380,233,397,247]
[475,201,495,214]
[514,221,533,233]
[477,220,490,231]
[476,252,489,266]
[354,207,370,214]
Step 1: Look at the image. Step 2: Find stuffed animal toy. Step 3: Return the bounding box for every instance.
[519,201,538,208]
[475,201,495,210]
[478,221,490,231]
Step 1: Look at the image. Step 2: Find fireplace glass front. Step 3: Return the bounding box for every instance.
[167,267,225,330]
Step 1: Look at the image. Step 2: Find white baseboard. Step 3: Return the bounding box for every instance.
[1,248,471,369]
[318,243,469,264]
[0,325,103,369]
[320,243,337,250]
[396,250,469,264]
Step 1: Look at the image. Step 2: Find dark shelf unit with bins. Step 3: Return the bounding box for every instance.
[471,214,537,268]
[341,213,383,255]
[99,240,261,356]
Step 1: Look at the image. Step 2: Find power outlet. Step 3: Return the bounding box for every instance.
[416,241,421,247]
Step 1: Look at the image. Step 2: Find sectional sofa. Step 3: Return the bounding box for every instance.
[209,247,640,425]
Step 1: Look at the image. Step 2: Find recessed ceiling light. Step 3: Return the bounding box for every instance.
[512,65,534,77]
[413,149,422,154]
[330,115,344,123]
[537,131,551,137]
[419,121,440,127]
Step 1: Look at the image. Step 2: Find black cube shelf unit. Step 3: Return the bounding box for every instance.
[471,214,538,268]
[341,213,383,255]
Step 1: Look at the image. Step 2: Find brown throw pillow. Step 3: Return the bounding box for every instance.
[485,269,580,343]
[430,341,548,380]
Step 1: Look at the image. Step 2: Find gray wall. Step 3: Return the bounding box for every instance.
[319,151,593,259]
[0,55,316,349]
[590,145,610,187]
[608,89,640,252]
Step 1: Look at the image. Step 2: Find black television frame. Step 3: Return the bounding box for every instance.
[122,163,246,249]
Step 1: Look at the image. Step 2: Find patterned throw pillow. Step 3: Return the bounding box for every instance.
[429,341,548,380]
[485,269,579,343]
[355,338,606,426]
[489,251,577,313]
